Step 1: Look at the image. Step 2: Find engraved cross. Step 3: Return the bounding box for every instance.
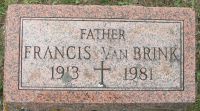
[94,61,111,87]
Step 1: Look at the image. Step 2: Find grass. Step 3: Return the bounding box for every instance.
[0,0,200,110]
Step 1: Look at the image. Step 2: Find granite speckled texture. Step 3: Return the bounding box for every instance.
[20,18,183,90]
[4,5,195,110]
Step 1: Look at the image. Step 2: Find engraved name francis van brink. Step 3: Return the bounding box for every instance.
[24,28,179,61]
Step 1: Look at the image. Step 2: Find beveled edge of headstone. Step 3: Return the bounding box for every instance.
[4,103,193,111]
[4,5,196,105]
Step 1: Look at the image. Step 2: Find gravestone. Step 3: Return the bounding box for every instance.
[4,5,196,110]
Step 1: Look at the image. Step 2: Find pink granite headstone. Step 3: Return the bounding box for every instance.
[4,5,196,110]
